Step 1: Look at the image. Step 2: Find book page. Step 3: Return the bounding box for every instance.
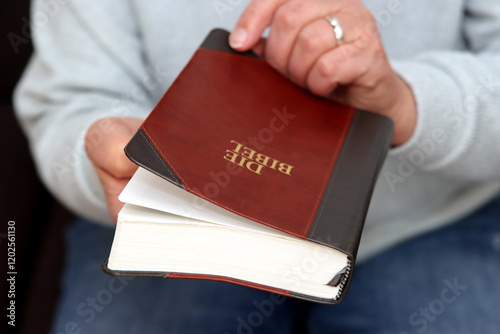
[118,204,218,227]
[119,168,290,237]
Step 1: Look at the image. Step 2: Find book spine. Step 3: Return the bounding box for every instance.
[290,259,351,304]
[307,110,393,257]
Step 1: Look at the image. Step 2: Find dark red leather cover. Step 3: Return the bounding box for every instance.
[140,47,355,238]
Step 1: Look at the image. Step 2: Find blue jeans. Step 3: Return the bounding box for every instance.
[51,196,500,334]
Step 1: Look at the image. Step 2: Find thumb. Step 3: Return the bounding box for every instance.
[85,118,142,178]
[229,0,286,51]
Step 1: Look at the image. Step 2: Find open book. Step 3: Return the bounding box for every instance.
[103,29,393,304]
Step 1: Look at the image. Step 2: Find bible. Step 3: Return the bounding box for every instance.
[103,29,393,304]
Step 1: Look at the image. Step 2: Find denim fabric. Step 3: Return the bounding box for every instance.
[51,196,500,334]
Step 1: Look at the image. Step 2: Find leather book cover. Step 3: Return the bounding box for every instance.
[118,29,394,304]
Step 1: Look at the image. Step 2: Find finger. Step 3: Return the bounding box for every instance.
[229,0,287,51]
[304,12,382,98]
[265,1,347,75]
[306,47,371,97]
[85,118,142,179]
[287,18,339,87]
[264,1,328,74]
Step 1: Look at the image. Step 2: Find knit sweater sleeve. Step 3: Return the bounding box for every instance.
[13,0,163,225]
[389,0,500,182]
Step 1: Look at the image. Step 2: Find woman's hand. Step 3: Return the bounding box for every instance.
[230,0,416,145]
[85,118,142,223]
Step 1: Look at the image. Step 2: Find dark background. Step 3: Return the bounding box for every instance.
[1,2,74,333]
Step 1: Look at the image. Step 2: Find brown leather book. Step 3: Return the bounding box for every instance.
[103,29,393,304]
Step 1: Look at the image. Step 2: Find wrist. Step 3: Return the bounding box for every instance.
[387,76,417,146]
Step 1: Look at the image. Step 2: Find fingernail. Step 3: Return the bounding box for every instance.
[229,28,247,49]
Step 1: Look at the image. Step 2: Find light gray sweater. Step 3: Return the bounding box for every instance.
[15,0,500,262]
